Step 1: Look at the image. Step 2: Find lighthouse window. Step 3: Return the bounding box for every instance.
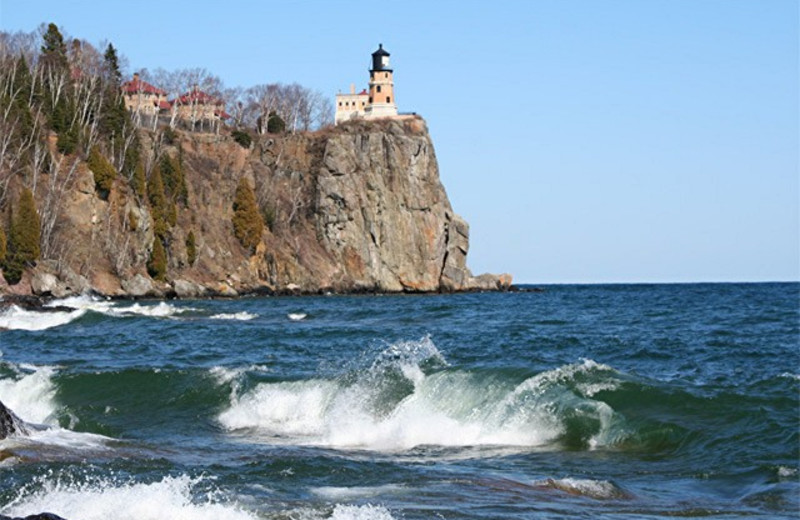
[338,102,342,106]
[385,73,388,78]
[377,85,381,93]
[386,96,390,103]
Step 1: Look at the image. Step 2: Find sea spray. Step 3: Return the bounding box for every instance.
[218,338,629,451]
[0,365,58,424]
[1,474,257,520]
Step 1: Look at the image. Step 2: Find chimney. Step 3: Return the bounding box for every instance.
[350,83,355,94]
[133,72,140,81]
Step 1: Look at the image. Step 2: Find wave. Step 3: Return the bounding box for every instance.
[0,364,59,424]
[0,474,257,520]
[0,364,112,455]
[47,295,193,319]
[209,312,258,321]
[0,305,86,331]
[329,504,396,520]
[218,337,628,451]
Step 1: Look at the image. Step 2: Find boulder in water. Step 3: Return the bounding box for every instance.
[0,399,28,440]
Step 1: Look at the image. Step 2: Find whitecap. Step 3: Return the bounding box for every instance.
[1,474,257,520]
[209,312,258,321]
[0,305,86,331]
[0,365,59,424]
[218,338,623,451]
[329,504,396,520]
[288,313,307,321]
[778,466,798,478]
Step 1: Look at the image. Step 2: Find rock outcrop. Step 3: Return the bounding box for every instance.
[0,399,27,440]
[0,117,510,297]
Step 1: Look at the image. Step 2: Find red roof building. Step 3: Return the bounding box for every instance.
[122,73,168,116]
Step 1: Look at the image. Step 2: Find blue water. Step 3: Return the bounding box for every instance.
[0,283,798,519]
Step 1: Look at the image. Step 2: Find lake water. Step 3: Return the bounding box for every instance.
[0,283,798,519]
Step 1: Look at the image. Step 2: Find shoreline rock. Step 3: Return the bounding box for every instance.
[1,118,511,299]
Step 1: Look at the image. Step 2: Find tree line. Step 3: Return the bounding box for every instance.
[0,22,327,285]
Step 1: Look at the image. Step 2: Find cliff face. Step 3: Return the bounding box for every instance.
[0,117,510,298]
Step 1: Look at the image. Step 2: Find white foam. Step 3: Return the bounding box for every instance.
[1,475,257,520]
[219,340,625,451]
[329,504,396,520]
[0,305,86,331]
[777,466,798,478]
[209,312,258,321]
[0,365,58,424]
[288,313,307,321]
[108,302,190,318]
[46,294,114,313]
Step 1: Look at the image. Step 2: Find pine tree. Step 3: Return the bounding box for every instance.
[10,187,41,264]
[232,178,263,253]
[160,153,188,206]
[132,159,146,199]
[87,146,117,199]
[147,162,168,240]
[147,238,167,281]
[186,231,197,266]
[0,226,6,264]
[103,43,122,86]
[40,23,68,71]
[3,188,41,284]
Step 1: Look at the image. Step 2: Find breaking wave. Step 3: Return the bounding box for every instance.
[1,474,257,520]
[0,305,86,331]
[218,337,628,451]
[209,312,258,321]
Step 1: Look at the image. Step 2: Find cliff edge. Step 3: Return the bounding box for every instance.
[0,117,511,298]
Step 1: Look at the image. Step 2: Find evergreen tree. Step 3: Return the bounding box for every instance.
[160,153,188,206]
[147,162,168,240]
[87,146,117,199]
[232,178,263,253]
[10,187,41,264]
[3,188,41,284]
[131,159,146,199]
[185,231,197,266]
[0,226,6,264]
[40,23,68,70]
[103,43,122,86]
[147,238,167,281]
[267,111,286,134]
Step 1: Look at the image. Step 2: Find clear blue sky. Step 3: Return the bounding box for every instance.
[1,0,797,283]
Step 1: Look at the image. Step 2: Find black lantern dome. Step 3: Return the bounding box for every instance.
[371,44,392,72]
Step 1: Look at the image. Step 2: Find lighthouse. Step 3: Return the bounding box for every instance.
[364,43,398,119]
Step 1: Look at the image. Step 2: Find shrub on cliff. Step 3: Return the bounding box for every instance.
[160,153,187,206]
[87,146,117,199]
[3,188,41,284]
[267,112,286,134]
[147,238,167,281]
[232,178,263,253]
[0,226,6,264]
[132,159,146,199]
[186,231,197,266]
[232,130,252,149]
[147,162,168,240]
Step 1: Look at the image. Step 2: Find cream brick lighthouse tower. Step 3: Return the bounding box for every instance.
[364,44,398,119]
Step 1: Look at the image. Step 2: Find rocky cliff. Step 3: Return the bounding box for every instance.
[0,117,510,298]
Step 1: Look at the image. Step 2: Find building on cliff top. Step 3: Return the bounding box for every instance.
[335,44,399,125]
[121,74,230,130]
